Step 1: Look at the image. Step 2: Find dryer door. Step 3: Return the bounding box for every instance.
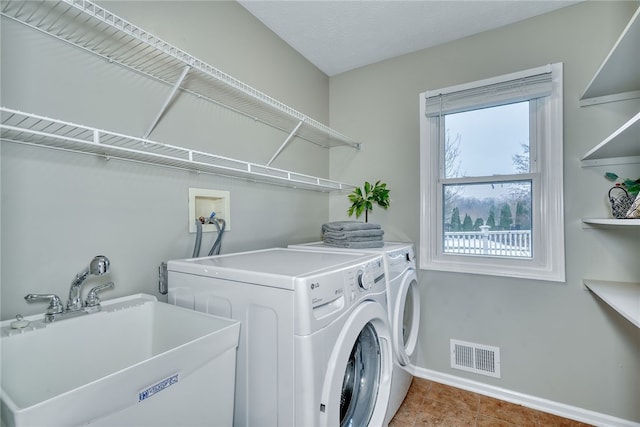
[393,268,420,366]
[320,301,392,427]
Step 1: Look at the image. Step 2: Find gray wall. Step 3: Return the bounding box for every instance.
[329,1,640,422]
[1,1,332,318]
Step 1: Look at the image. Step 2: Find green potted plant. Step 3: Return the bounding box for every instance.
[605,172,640,195]
[347,180,390,222]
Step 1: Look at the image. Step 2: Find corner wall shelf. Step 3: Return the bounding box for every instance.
[584,280,640,328]
[579,6,640,106]
[581,112,640,167]
[0,0,361,156]
[0,107,356,192]
[579,6,640,331]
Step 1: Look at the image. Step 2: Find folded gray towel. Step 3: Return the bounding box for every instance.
[322,229,384,240]
[324,235,383,244]
[322,221,381,232]
[323,239,385,249]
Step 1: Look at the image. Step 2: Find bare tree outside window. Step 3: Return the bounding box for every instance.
[443,129,463,222]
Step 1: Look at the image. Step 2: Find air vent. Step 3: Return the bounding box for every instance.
[450,339,501,378]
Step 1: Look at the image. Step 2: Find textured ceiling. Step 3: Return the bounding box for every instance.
[238,1,581,76]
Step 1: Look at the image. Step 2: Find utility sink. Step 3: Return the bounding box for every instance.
[1,294,240,427]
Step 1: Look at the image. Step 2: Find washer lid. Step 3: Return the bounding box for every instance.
[167,248,377,289]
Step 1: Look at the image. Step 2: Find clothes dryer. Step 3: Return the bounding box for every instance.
[167,248,392,427]
[289,242,420,424]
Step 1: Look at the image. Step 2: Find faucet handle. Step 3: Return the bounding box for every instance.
[85,282,114,307]
[24,294,64,315]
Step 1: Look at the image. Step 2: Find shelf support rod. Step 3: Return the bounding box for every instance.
[143,64,191,139]
[267,120,303,167]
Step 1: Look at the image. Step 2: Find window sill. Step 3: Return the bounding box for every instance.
[419,254,565,283]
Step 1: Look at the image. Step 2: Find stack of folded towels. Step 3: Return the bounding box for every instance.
[321,221,384,248]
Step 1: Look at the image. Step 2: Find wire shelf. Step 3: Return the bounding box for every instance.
[0,107,356,192]
[0,0,361,150]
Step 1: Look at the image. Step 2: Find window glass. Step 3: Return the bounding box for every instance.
[442,180,532,258]
[444,102,530,178]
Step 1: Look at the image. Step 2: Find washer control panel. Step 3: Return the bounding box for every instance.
[344,257,385,308]
[297,255,385,335]
[306,256,384,307]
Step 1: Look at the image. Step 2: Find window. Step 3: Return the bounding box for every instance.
[419,64,565,282]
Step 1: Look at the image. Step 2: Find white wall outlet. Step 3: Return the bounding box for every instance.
[188,188,230,233]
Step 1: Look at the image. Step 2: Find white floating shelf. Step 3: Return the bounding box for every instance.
[580,6,640,106]
[0,0,361,151]
[582,218,640,227]
[0,107,356,193]
[584,280,640,328]
[581,112,640,167]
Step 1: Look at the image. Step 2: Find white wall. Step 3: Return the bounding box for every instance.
[329,1,640,423]
[1,1,332,318]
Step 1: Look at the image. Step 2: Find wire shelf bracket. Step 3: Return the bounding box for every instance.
[267,120,304,167]
[144,64,191,140]
[0,107,356,193]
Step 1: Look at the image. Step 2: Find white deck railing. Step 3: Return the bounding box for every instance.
[444,227,532,258]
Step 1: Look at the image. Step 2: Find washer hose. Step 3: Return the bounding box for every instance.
[208,218,226,256]
[192,219,203,258]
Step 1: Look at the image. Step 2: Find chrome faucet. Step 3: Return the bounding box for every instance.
[24,255,114,323]
[67,255,110,311]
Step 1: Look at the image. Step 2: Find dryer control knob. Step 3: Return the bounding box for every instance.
[357,270,372,290]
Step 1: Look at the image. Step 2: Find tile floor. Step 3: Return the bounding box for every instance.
[390,378,593,427]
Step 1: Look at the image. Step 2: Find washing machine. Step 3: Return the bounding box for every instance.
[289,242,420,424]
[167,248,393,427]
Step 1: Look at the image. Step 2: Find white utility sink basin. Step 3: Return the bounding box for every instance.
[1,294,240,427]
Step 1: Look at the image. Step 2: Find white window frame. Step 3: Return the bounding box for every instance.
[419,63,565,282]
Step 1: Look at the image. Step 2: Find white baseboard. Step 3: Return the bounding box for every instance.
[409,366,639,427]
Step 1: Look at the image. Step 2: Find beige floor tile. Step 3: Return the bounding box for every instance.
[426,382,480,414]
[414,399,451,426]
[389,413,416,427]
[410,377,433,394]
[537,411,594,427]
[415,399,477,427]
[477,415,518,426]
[390,380,593,427]
[479,396,538,427]
[391,403,419,426]
[402,388,427,410]
[389,420,416,427]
